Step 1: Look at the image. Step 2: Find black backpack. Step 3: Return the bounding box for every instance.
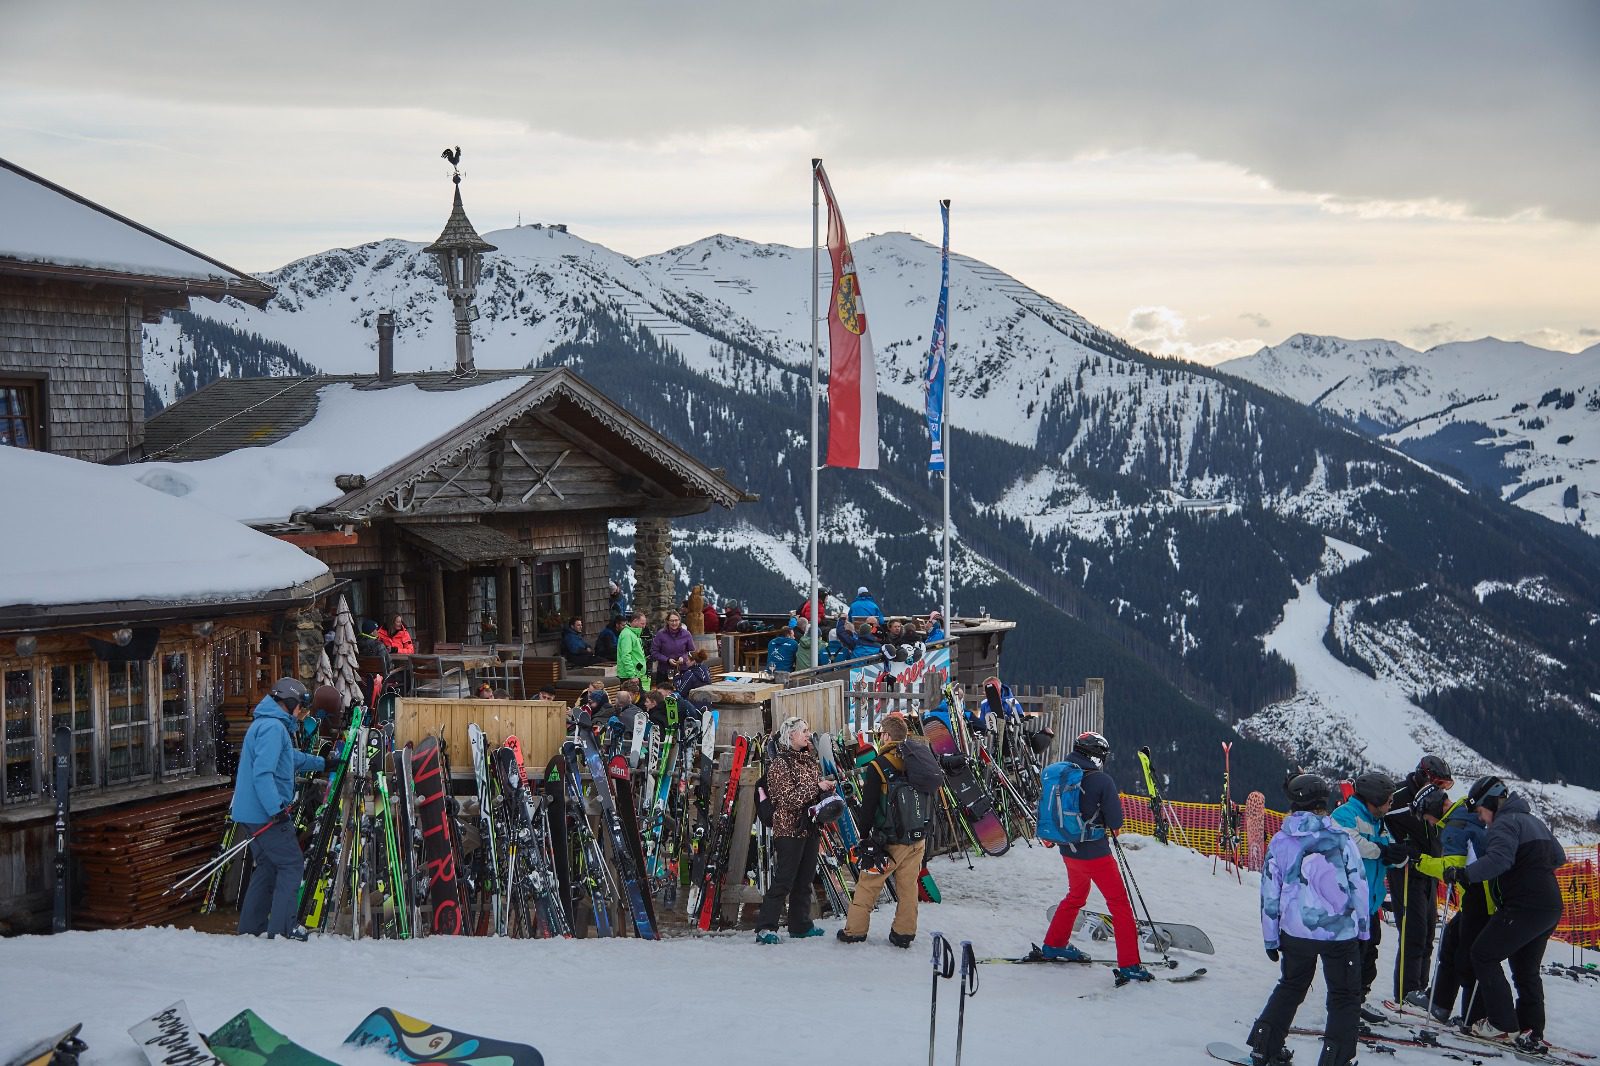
[874,757,934,844]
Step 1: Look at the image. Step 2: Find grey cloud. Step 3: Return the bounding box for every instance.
[4,1,1598,221]
[1407,321,1471,347]
[1239,312,1272,329]
[1580,328,1600,337]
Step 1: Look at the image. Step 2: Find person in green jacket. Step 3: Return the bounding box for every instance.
[616,609,648,686]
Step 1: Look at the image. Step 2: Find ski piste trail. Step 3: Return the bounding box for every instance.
[5,836,1596,1065]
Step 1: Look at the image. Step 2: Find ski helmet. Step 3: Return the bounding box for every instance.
[269,677,310,708]
[1285,773,1332,812]
[1412,783,1448,821]
[1417,754,1453,786]
[1466,775,1508,813]
[1352,771,1397,808]
[1073,731,1111,762]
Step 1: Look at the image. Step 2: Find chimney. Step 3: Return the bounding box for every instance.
[377,312,395,381]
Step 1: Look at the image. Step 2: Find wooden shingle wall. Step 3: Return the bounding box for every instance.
[0,278,145,461]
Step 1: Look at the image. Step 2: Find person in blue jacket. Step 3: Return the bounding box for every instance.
[1331,770,1415,1013]
[848,586,886,625]
[1415,792,1493,1025]
[231,677,326,938]
[765,624,799,674]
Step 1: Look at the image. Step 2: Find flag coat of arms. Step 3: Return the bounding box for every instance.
[816,164,879,469]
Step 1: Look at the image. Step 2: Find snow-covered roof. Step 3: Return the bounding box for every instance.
[0,448,330,619]
[132,376,535,524]
[0,157,273,304]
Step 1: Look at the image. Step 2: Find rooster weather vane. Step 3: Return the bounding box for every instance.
[441,146,462,183]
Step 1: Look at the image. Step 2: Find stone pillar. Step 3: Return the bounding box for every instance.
[633,516,675,626]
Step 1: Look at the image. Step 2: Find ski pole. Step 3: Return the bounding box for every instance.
[1424,874,1451,1019]
[1397,871,1410,1001]
[1113,833,1168,957]
[929,931,955,1066]
[168,819,278,896]
[955,940,979,1066]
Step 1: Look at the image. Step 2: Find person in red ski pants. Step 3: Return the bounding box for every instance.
[1040,731,1152,983]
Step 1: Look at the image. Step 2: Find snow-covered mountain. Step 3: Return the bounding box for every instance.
[141,226,1600,823]
[1219,333,1600,534]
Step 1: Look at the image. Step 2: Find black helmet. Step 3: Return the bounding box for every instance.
[1286,773,1331,812]
[1073,731,1111,762]
[1412,783,1448,821]
[1417,754,1453,785]
[269,677,310,708]
[1352,771,1396,807]
[1027,728,1055,756]
[1466,775,1508,813]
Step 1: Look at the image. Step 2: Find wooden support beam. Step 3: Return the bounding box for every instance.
[275,530,360,549]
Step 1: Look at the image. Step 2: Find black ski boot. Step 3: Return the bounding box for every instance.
[888,930,915,949]
[836,930,866,944]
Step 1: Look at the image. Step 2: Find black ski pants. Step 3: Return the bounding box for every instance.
[1431,903,1488,1020]
[237,820,304,937]
[1470,904,1560,1039]
[755,831,820,935]
[1357,910,1381,998]
[1250,934,1362,1066]
[1388,868,1438,998]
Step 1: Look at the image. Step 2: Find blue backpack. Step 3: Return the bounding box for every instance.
[1037,761,1105,846]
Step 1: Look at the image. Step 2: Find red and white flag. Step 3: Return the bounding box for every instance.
[817,163,879,469]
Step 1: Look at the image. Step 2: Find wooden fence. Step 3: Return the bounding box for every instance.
[1006,680,1104,762]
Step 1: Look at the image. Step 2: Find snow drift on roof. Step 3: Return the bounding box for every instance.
[131,377,530,524]
[0,160,251,284]
[0,449,328,611]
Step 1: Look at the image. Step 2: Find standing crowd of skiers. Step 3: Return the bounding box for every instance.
[1244,755,1570,1066]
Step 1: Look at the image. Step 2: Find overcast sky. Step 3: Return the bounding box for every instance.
[4,1,1597,361]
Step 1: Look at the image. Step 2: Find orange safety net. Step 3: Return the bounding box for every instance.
[1118,793,1600,948]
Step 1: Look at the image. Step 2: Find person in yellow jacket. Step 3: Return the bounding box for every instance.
[1413,789,1496,1025]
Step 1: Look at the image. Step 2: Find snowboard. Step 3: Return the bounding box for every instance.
[207,1010,337,1066]
[4,1025,85,1066]
[129,1001,220,1066]
[1207,1042,1255,1065]
[410,735,464,934]
[1245,791,1266,872]
[1058,905,1217,954]
[921,715,1009,856]
[978,943,1179,969]
[345,1007,544,1066]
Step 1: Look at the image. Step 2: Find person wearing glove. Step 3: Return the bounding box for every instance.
[837,713,940,948]
[1442,778,1567,1049]
[1383,755,1454,999]
[1247,773,1368,1066]
[1411,789,1494,1024]
[230,677,328,939]
[1331,770,1405,1014]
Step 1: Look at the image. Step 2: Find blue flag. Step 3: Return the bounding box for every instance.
[924,201,949,472]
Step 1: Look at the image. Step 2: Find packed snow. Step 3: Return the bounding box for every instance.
[130,378,529,524]
[0,161,251,283]
[0,448,327,609]
[5,834,1597,1065]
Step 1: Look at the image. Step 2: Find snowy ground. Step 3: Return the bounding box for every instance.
[4,837,1597,1065]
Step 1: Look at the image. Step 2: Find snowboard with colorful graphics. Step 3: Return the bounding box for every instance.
[1244,791,1266,872]
[4,1024,85,1066]
[207,1010,337,1066]
[920,714,1009,856]
[345,1008,544,1066]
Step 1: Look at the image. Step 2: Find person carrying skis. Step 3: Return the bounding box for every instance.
[838,713,941,947]
[616,610,648,686]
[1413,787,1494,1025]
[1440,777,1567,1050]
[1384,754,1453,999]
[1038,731,1154,985]
[1247,773,1369,1066]
[753,717,834,944]
[1331,770,1414,1015]
[230,677,327,939]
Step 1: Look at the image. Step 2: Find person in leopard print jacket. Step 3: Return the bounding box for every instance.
[753,717,835,944]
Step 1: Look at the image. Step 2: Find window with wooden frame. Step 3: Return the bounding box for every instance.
[106,661,152,786]
[48,662,97,790]
[340,570,383,630]
[532,556,582,638]
[0,377,46,450]
[3,665,39,804]
[159,651,194,776]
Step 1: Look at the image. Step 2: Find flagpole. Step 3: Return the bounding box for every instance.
[941,199,952,629]
[809,159,822,637]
